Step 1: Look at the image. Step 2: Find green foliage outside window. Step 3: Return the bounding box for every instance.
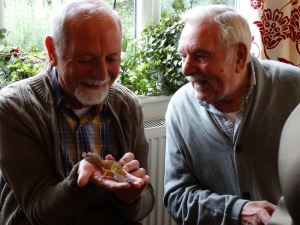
[118,0,192,96]
[2,0,134,52]
[0,29,47,89]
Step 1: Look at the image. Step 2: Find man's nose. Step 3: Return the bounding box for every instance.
[91,57,108,80]
[182,55,196,77]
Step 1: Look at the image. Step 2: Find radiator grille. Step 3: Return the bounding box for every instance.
[142,118,176,225]
[144,118,165,129]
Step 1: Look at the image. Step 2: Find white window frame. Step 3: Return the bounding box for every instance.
[136,0,161,38]
[0,0,4,29]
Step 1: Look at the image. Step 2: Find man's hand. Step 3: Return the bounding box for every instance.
[77,152,150,204]
[240,201,277,225]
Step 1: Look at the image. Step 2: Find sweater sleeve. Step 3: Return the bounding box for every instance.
[163,118,248,225]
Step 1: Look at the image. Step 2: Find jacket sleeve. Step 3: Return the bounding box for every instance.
[163,111,248,225]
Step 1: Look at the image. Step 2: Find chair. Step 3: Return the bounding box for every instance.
[268,103,300,225]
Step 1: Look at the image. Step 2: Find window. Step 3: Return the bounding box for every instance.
[1,0,236,51]
[161,0,237,12]
[1,0,135,51]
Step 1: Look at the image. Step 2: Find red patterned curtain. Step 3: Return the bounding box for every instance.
[238,0,300,67]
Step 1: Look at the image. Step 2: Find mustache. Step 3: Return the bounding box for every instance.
[79,77,111,86]
[186,74,208,82]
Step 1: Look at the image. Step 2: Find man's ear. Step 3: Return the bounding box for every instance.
[45,36,58,66]
[235,42,248,73]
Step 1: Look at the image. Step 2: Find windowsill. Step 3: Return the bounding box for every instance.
[139,95,172,120]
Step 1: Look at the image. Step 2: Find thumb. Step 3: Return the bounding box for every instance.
[105,154,115,161]
[77,160,94,187]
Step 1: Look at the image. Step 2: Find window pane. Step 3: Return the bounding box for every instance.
[3,0,66,51]
[162,0,236,12]
[105,0,135,46]
[3,0,135,51]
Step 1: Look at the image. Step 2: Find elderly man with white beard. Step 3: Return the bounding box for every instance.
[0,0,154,224]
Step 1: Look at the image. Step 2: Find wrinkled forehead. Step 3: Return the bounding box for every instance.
[178,19,219,52]
[64,7,121,40]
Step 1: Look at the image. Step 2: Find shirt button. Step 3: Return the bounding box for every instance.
[235,146,242,153]
[243,192,251,200]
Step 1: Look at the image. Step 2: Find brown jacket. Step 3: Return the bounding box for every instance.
[0,63,155,225]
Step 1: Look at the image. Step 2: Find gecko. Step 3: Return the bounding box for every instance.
[82,152,134,184]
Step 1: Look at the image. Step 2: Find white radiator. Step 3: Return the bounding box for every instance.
[141,118,177,225]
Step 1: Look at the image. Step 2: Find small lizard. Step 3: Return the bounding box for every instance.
[82,152,134,184]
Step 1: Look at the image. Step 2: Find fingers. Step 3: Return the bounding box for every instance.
[123,159,140,173]
[77,155,150,204]
[105,154,115,161]
[130,167,146,177]
[129,168,150,185]
[258,209,271,224]
[119,153,150,186]
[263,201,277,214]
[241,201,277,225]
[119,152,135,166]
[77,159,98,187]
[105,153,139,172]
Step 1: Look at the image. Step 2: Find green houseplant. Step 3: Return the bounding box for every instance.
[118,0,193,96]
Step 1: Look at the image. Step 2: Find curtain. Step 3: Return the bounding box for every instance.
[238,0,300,67]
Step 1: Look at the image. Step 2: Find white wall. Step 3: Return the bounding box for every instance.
[139,95,171,120]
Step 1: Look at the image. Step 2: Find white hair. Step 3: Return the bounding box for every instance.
[49,0,122,58]
[182,4,252,62]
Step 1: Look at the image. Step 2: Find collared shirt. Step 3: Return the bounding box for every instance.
[50,68,119,176]
[199,61,256,143]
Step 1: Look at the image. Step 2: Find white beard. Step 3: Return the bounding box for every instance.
[74,77,111,105]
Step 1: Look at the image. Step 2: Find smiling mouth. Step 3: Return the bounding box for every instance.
[195,80,209,85]
[79,77,111,89]
[82,82,102,86]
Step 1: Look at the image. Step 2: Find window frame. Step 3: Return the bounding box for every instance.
[136,0,161,38]
[0,0,4,29]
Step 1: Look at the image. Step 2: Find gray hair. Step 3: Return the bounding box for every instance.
[49,0,122,58]
[181,5,252,62]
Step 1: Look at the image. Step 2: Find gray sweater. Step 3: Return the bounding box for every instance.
[0,63,155,225]
[164,56,300,225]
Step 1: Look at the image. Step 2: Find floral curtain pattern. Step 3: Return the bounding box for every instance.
[238,0,300,67]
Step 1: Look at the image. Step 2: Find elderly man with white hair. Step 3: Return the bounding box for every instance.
[164,4,300,225]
